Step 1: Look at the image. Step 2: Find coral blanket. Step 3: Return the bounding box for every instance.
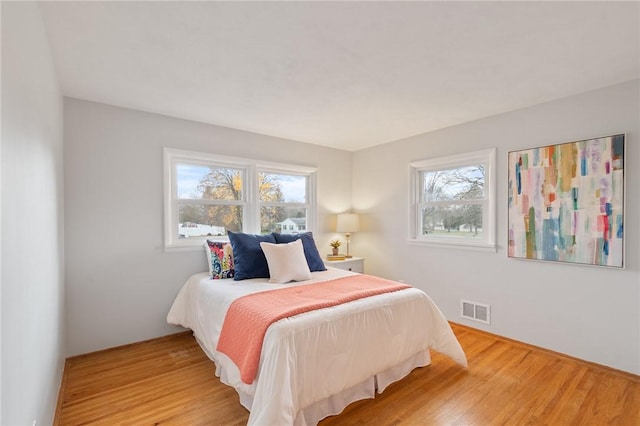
[216,274,411,384]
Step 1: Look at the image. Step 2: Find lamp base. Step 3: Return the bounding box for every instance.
[344,233,353,259]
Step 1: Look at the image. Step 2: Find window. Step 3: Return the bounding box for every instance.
[259,171,310,235]
[410,148,496,250]
[164,148,317,249]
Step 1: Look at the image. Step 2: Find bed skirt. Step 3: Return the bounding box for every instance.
[201,336,431,425]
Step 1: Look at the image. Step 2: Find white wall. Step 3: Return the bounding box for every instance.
[64,99,353,356]
[1,2,66,425]
[353,80,640,374]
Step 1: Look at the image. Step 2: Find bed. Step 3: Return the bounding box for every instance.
[167,266,467,425]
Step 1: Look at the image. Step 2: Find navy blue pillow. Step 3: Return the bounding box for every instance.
[273,232,327,272]
[227,231,277,281]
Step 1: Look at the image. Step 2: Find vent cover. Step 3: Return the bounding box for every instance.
[460,300,491,324]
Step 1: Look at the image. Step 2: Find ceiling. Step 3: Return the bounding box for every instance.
[39,1,639,151]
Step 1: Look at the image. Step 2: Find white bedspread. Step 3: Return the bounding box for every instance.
[167,268,467,425]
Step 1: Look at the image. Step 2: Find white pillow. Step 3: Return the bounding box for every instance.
[260,239,311,284]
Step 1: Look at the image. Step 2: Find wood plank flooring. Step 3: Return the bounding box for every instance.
[55,324,640,425]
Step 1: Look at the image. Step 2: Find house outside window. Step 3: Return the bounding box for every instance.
[164,148,317,250]
[259,171,310,234]
[277,217,307,234]
[409,148,496,250]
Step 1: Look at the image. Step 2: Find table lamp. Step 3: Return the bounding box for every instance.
[336,213,359,258]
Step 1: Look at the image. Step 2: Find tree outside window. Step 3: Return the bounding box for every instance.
[164,148,317,249]
[410,148,496,250]
[421,165,485,238]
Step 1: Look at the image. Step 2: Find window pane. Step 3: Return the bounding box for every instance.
[177,164,243,201]
[421,204,483,238]
[259,173,306,203]
[422,165,484,202]
[178,204,242,237]
[262,206,307,234]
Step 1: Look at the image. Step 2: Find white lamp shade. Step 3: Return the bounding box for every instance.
[336,213,360,233]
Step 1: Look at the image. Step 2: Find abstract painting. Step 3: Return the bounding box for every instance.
[508,134,625,267]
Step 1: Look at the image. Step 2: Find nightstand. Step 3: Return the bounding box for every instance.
[325,257,364,273]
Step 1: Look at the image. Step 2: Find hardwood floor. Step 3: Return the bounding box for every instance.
[55,324,640,425]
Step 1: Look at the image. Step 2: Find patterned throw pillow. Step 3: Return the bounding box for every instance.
[205,240,235,279]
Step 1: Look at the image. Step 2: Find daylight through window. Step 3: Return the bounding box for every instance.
[164,148,317,249]
[259,172,309,235]
[410,149,496,250]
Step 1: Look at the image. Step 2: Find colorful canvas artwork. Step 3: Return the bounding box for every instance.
[508,134,625,267]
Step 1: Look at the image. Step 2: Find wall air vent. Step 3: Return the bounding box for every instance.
[460,300,491,324]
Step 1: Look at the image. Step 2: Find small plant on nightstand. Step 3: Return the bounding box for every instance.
[330,239,342,255]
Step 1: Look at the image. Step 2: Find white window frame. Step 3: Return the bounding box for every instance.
[163,148,317,251]
[258,166,315,234]
[409,148,496,251]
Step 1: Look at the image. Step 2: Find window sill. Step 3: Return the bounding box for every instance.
[408,238,497,253]
[165,237,228,252]
[165,243,204,252]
